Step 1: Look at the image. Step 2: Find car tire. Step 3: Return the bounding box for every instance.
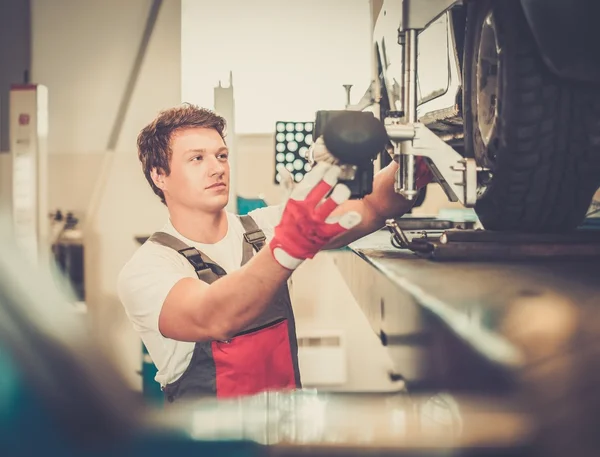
[463,0,600,232]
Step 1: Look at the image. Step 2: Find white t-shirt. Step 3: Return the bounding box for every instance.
[117,205,284,387]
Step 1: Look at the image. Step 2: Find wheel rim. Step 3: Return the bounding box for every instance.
[476,12,501,149]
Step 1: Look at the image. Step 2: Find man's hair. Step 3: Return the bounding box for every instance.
[137,103,227,204]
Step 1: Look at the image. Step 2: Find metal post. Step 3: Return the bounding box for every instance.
[405,30,418,124]
[400,29,418,200]
[343,84,353,108]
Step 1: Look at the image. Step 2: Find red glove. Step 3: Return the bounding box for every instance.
[270,163,362,270]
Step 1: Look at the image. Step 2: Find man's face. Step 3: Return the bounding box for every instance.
[155,127,230,212]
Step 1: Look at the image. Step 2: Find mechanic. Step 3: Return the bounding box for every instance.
[118,103,431,403]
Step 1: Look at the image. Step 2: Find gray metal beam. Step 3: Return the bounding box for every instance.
[107,0,163,150]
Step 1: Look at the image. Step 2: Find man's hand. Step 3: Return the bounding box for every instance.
[269,163,362,270]
[415,156,434,190]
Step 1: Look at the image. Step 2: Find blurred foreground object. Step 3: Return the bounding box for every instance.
[2,208,600,457]
[0,212,141,454]
[502,291,600,457]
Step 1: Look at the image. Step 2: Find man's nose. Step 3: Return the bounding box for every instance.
[208,157,225,176]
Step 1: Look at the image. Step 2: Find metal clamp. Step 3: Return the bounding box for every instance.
[386,219,411,250]
[386,121,484,207]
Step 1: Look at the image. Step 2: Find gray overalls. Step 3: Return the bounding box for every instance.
[148,215,301,403]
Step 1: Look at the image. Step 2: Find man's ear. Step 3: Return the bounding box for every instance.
[150,167,166,190]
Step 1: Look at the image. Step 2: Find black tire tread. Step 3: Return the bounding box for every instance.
[466,0,600,232]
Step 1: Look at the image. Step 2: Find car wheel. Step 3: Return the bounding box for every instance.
[463,0,600,232]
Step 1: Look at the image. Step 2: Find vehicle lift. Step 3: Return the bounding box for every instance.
[342,0,600,261]
[315,0,600,400]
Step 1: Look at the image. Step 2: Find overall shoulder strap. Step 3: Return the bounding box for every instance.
[238,215,266,251]
[238,215,266,266]
[148,232,226,283]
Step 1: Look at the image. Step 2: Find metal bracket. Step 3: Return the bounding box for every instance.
[400,0,462,32]
[344,80,378,112]
[385,219,411,250]
[386,121,480,207]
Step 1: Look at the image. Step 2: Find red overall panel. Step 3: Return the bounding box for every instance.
[211,319,296,398]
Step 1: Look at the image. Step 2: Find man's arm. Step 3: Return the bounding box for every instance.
[158,163,361,343]
[324,160,415,250]
[159,247,291,342]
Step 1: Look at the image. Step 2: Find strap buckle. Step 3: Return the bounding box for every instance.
[244,230,266,246]
[179,248,211,272]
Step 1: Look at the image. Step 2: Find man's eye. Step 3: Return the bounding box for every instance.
[218,154,229,160]
[192,155,202,161]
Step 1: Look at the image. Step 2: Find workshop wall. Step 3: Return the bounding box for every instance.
[181,0,374,134]
[0,0,31,153]
[0,0,30,213]
[0,156,10,213]
[236,133,286,205]
[28,0,181,390]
